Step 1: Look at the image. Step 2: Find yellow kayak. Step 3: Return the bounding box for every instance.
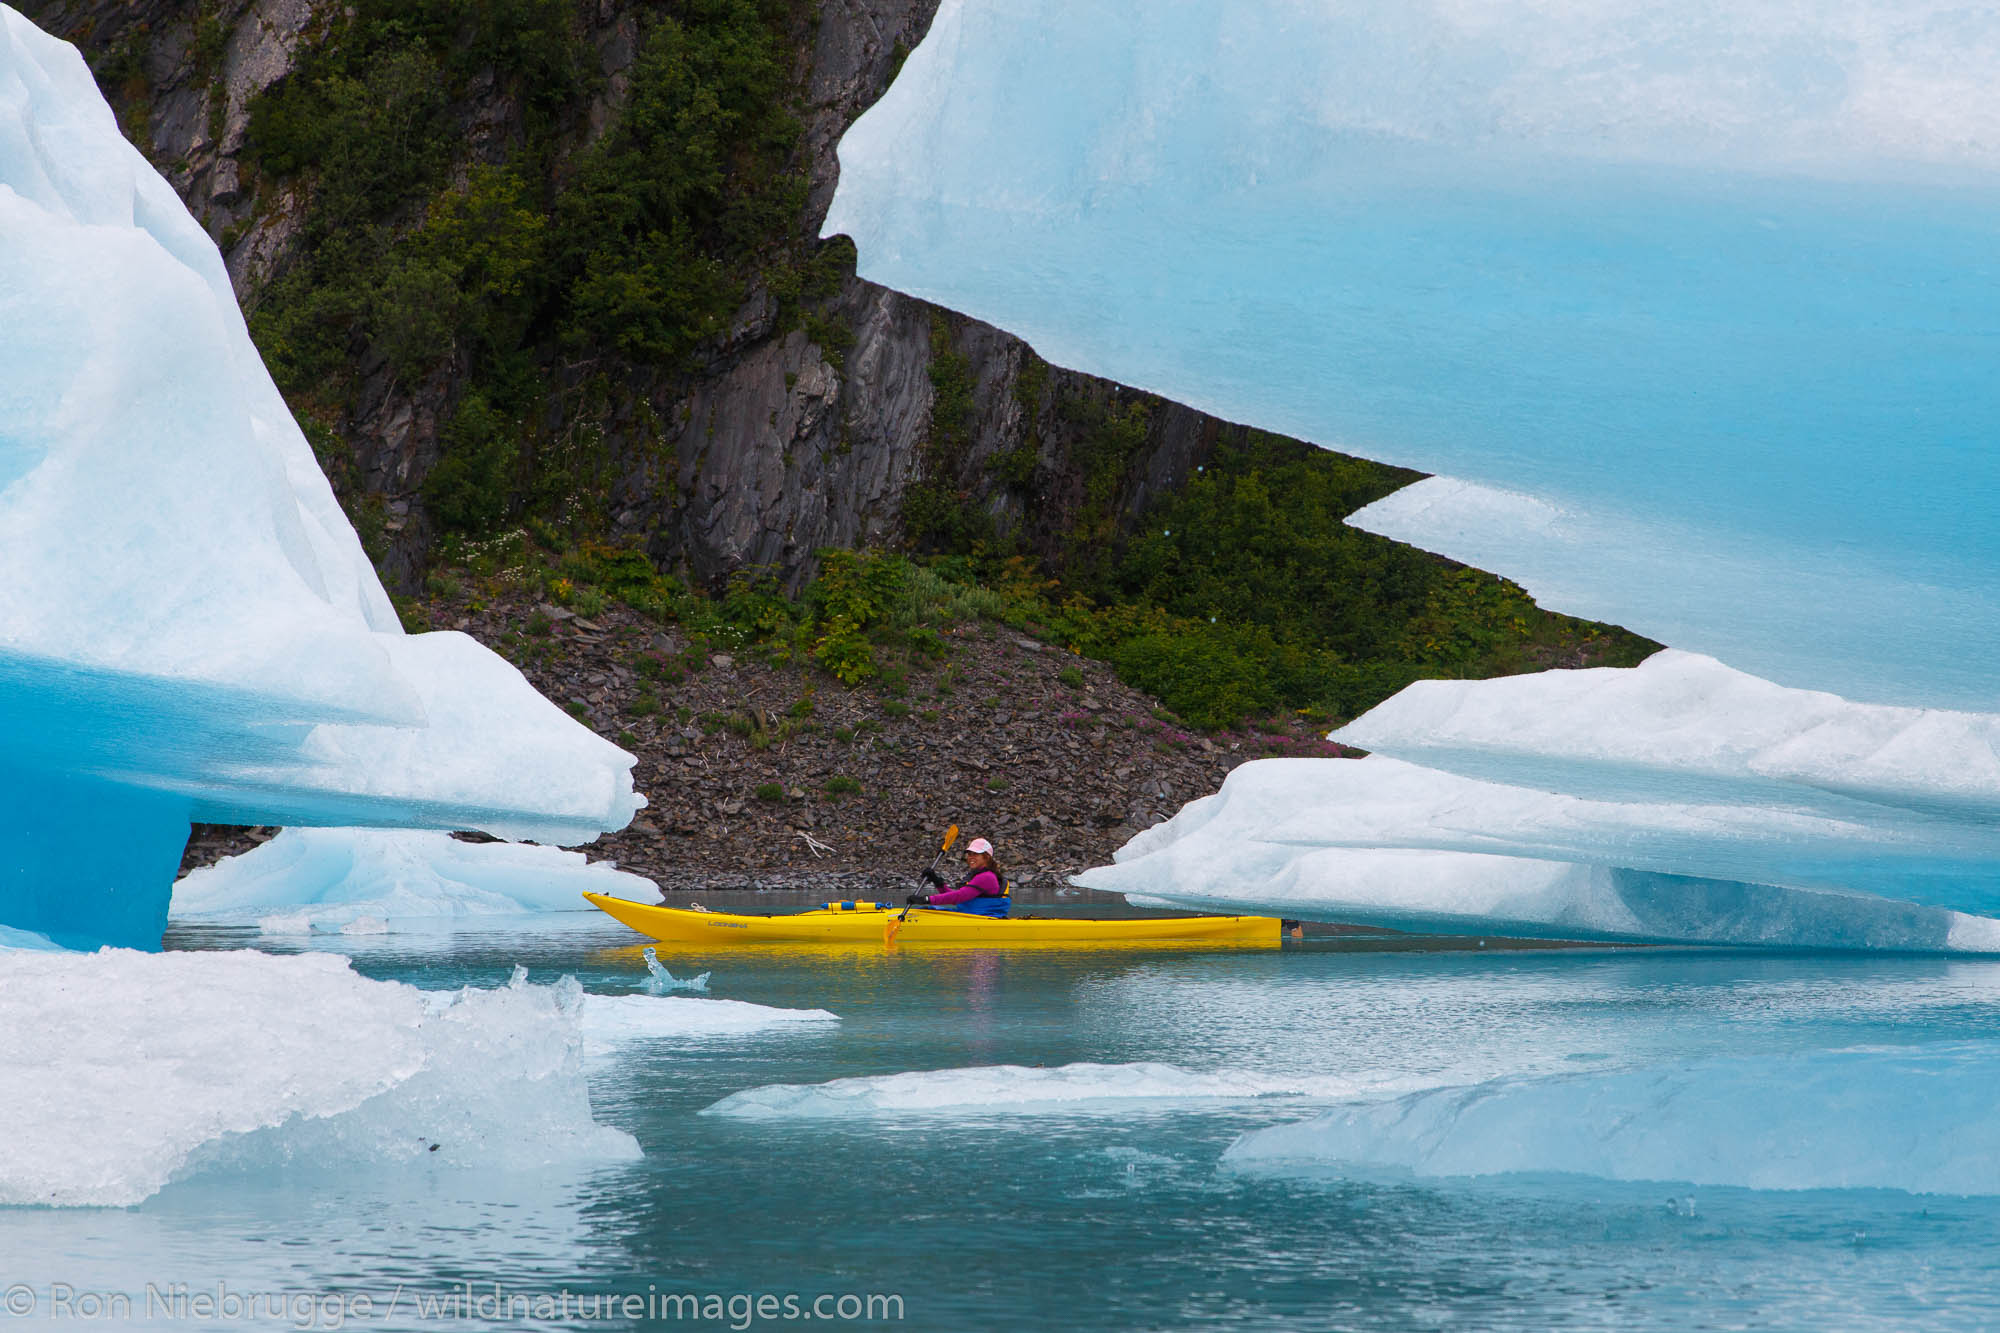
[582,892,1281,948]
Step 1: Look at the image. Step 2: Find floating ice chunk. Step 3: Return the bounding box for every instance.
[642,947,710,993]
[701,1062,1399,1120]
[0,10,640,949]
[1224,1043,2000,1196]
[828,0,2000,709]
[0,949,637,1207]
[171,828,660,933]
[1082,753,2000,947]
[580,994,837,1057]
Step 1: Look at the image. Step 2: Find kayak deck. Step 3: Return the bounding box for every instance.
[582,892,1281,947]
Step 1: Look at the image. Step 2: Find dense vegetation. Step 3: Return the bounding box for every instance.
[137,0,1651,731]
[239,0,829,530]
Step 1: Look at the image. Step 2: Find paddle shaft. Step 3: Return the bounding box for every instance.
[918,824,961,890]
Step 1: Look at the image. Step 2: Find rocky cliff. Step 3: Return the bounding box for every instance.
[25,0,1253,593]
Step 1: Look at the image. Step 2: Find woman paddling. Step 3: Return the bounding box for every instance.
[907,837,1008,915]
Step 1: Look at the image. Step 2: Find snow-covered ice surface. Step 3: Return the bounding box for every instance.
[0,952,638,1207]
[171,828,660,934]
[701,1062,1420,1120]
[827,0,2000,711]
[1224,1043,2000,1196]
[0,8,639,949]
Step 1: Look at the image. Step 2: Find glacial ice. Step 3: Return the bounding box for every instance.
[0,9,640,949]
[581,993,838,1058]
[1082,654,2000,946]
[701,1062,1399,1120]
[171,828,660,934]
[1223,1044,2000,1196]
[839,1,2000,944]
[0,951,638,1207]
[642,947,710,993]
[828,0,2000,711]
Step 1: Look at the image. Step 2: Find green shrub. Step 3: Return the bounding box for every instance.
[424,394,518,534]
[812,615,875,685]
[754,782,784,803]
[1058,666,1085,689]
[822,775,862,799]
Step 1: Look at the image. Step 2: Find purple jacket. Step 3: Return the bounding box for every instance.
[922,869,1002,905]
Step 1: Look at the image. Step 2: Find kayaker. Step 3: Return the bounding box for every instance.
[908,837,1007,914]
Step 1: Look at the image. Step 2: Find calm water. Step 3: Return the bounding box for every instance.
[13,919,2000,1331]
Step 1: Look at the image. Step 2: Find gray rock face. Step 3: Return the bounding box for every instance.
[23,0,315,285]
[22,0,1256,592]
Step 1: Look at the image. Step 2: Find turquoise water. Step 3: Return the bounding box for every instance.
[16,921,2000,1330]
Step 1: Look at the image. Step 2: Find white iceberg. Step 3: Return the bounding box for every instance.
[0,952,638,1207]
[171,828,660,934]
[1079,654,2000,948]
[581,993,838,1058]
[0,9,640,949]
[701,1061,1400,1120]
[1076,652,2000,958]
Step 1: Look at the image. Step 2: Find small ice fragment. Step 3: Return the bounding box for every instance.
[642,947,711,994]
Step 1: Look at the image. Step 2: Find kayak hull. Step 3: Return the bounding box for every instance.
[582,893,1281,947]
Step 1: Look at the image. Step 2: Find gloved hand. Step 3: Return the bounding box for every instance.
[922,867,947,888]
[906,893,929,905]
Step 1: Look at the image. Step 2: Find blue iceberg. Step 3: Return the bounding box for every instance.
[0,10,641,949]
[829,1,2000,709]
[834,1,2000,944]
[170,829,662,935]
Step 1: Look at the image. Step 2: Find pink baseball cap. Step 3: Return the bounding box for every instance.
[966,837,994,855]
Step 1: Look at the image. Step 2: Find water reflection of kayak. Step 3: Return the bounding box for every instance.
[582,893,1281,948]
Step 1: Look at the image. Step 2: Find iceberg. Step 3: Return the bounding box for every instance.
[0,952,638,1207]
[1081,654,2000,946]
[581,993,839,1057]
[0,9,640,949]
[701,1061,1403,1121]
[171,828,660,934]
[835,2,2000,942]
[1223,1043,2000,1197]
[828,0,2000,712]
